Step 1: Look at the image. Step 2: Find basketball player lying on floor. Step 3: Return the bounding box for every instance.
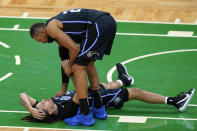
[19,63,195,124]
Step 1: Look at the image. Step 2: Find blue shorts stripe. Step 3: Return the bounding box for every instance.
[65,31,85,34]
[78,23,100,57]
[61,21,92,24]
[81,31,88,53]
[106,89,121,104]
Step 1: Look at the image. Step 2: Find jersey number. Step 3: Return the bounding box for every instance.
[63,9,81,14]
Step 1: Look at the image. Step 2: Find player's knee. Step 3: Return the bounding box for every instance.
[72,64,86,73]
[100,82,109,89]
[131,88,142,98]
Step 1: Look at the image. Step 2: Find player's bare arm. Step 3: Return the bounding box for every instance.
[46,19,80,76]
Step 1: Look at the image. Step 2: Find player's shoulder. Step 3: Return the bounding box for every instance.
[46,19,62,27]
[46,19,63,38]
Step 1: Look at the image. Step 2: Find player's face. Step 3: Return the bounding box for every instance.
[33,29,48,44]
[37,99,54,115]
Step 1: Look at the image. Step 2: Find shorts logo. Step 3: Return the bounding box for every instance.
[87,51,99,58]
[59,96,72,101]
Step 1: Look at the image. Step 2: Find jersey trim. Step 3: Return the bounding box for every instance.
[104,89,121,104]
[87,89,121,105]
[61,21,92,24]
[65,31,85,34]
[60,20,100,57]
[78,23,100,57]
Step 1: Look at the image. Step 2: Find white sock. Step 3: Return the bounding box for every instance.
[116,80,123,87]
[165,97,168,104]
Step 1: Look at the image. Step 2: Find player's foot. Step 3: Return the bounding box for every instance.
[64,109,95,126]
[116,63,134,86]
[91,105,107,120]
[174,88,195,112]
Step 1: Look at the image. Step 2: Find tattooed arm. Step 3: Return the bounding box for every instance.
[19,93,37,108]
[19,93,45,120]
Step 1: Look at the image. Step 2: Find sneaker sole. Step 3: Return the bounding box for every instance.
[91,106,108,120]
[179,88,195,112]
[117,63,134,86]
[64,119,95,126]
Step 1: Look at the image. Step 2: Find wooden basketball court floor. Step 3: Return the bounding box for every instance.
[0,0,197,131]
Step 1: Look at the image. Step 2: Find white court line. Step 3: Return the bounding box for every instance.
[0,110,28,113]
[167,31,194,37]
[174,18,181,24]
[1,109,197,123]
[107,49,197,82]
[0,41,10,48]
[0,27,196,38]
[1,109,197,124]
[23,127,29,131]
[0,16,49,19]
[0,28,29,31]
[15,55,21,65]
[116,32,197,38]
[117,19,197,25]
[13,24,20,30]
[0,126,109,131]
[118,116,147,123]
[22,12,29,18]
[108,115,197,123]
[195,20,197,24]
[188,104,197,107]
[0,73,13,82]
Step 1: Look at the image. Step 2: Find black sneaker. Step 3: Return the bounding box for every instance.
[174,88,195,112]
[116,63,134,86]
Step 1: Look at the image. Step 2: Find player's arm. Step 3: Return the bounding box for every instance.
[19,93,45,119]
[46,19,80,75]
[54,46,70,98]
[61,64,69,92]
[53,66,69,98]
[19,93,37,107]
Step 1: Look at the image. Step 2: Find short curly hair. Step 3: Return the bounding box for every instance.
[30,23,46,38]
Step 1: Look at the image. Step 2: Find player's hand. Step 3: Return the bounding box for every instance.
[65,67,71,77]
[54,90,66,98]
[29,108,45,120]
[62,60,72,76]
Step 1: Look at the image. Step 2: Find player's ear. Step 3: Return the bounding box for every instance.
[48,110,53,115]
[41,28,46,33]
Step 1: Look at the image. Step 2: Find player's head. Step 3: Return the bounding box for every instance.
[37,99,56,116]
[30,23,49,44]
[22,99,59,123]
